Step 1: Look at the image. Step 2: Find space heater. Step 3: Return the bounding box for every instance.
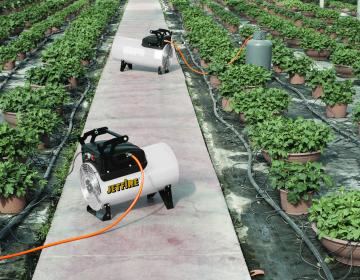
[113,28,173,74]
[79,127,179,221]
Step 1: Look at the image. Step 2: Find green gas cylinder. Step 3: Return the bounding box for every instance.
[245,31,272,70]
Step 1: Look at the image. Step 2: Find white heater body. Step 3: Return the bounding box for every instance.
[112,36,173,71]
[80,142,179,211]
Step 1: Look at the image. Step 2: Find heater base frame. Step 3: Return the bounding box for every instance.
[87,203,112,221]
[87,185,174,221]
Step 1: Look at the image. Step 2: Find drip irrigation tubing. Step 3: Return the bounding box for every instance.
[274,76,360,145]
[0,79,91,242]
[175,30,334,280]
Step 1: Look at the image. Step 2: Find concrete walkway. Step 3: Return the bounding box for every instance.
[32,0,251,279]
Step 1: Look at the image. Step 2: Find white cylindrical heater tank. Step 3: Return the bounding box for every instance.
[112,36,173,70]
[80,142,179,211]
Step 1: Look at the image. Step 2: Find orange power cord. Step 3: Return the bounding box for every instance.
[166,36,252,75]
[0,154,145,261]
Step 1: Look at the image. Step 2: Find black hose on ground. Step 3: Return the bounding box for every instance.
[177,33,335,280]
[0,80,91,242]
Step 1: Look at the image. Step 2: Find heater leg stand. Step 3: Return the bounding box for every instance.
[159,185,174,209]
[120,60,132,72]
[87,204,112,221]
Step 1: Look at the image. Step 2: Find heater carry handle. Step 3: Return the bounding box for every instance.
[79,127,128,146]
[97,137,129,156]
[150,29,172,42]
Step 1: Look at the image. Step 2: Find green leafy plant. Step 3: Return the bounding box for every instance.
[300,32,335,51]
[309,188,360,241]
[230,87,289,123]
[269,160,332,204]
[239,24,257,40]
[219,64,272,98]
[330,46,359,67]
[351,102,360,123]
[0,161,45,198]
[321,80,355,106]
[18,108,62,136]
[307,68,336,88]
[248,117,333,159]
[271,39,294,69]
[286,56,313,76]
[0,124,38,160]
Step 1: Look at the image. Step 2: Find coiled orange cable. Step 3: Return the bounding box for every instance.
[0,154,144,261]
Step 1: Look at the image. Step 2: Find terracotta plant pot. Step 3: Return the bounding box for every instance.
[193,48,199,54]
[221,97,232,112]
[312,224,360,266]
[335,65,354,78]
[68,77,78,89]
[25,21,32,28]
[210,75,221,89]
[273,65,283,73]
[45,28,52,36]
[294,20,303,27]
[329,33,337,39]
[51,26,60,33]
[326,104,347,118]
[38,134,51,150]
[3,60,15,71]
[325,19,334,25]
[3,111,17,128]
[227,24,238,33]
[270,30,280,36]
[239,113,246,123]
[0,196,26,214]
[290,74,305,85]
[280,189,312,215]
[17,52,26,61]
[305,49,330,61]
[302,11,315,17]
[312,85,323,99]
[262,150,321,164]
[285,38,300,48]
[81,60,90,66]
[200,59,209,68]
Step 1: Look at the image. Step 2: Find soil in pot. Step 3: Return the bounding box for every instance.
[335,65,354,78]
[0,196,26,214]
[3,60,15,71]
[312,224,360,266]
[222,97,232,112]
[326,104,347,118]
[305,49,330,61]
[280,189,312,215]
[312,85,323,99]
[290,74,305,85]
[17,52,26,61]
[210,75,221,89]
[3,112,17,128]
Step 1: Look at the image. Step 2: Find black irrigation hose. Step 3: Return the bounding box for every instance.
[0,80,91,242]
[176,32,334,280]
[274,76,360,145]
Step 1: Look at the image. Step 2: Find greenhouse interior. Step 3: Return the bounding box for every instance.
[0,0,360,279]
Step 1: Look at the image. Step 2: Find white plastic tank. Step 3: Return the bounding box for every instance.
[80,142,179,211]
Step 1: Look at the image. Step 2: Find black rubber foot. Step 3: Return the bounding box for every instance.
[87,204,112,221]
[147,192,157,199]
[158,66,163,75]
[120,60,132,72]
[159,185,174,209]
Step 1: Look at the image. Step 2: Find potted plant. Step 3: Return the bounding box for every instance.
[239,24,256,41]
[309,189,360,266]
[321,80,355,118]
[269,160,332,215]
[280,26,302,48]
[0,124,38,161]
[301,33,335,61]
[286,56,313,85]
[230,87,289,123]
[18,108,62,149]
[248,117,333,163]
[351,102,360,134]
[271,40,294,73]
[0,161,45,214]
[330,46,359,78]
[219,64,272,111]
[0,44,17,70]
[306,68,336,99]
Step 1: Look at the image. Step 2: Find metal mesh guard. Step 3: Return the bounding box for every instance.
[80,163,102,211]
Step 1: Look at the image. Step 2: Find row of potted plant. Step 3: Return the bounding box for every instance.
[194,0,360,266]
[0,0,90,71]
[0,0,120,214]
[0,0,76,43]
[0,0,42,14]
